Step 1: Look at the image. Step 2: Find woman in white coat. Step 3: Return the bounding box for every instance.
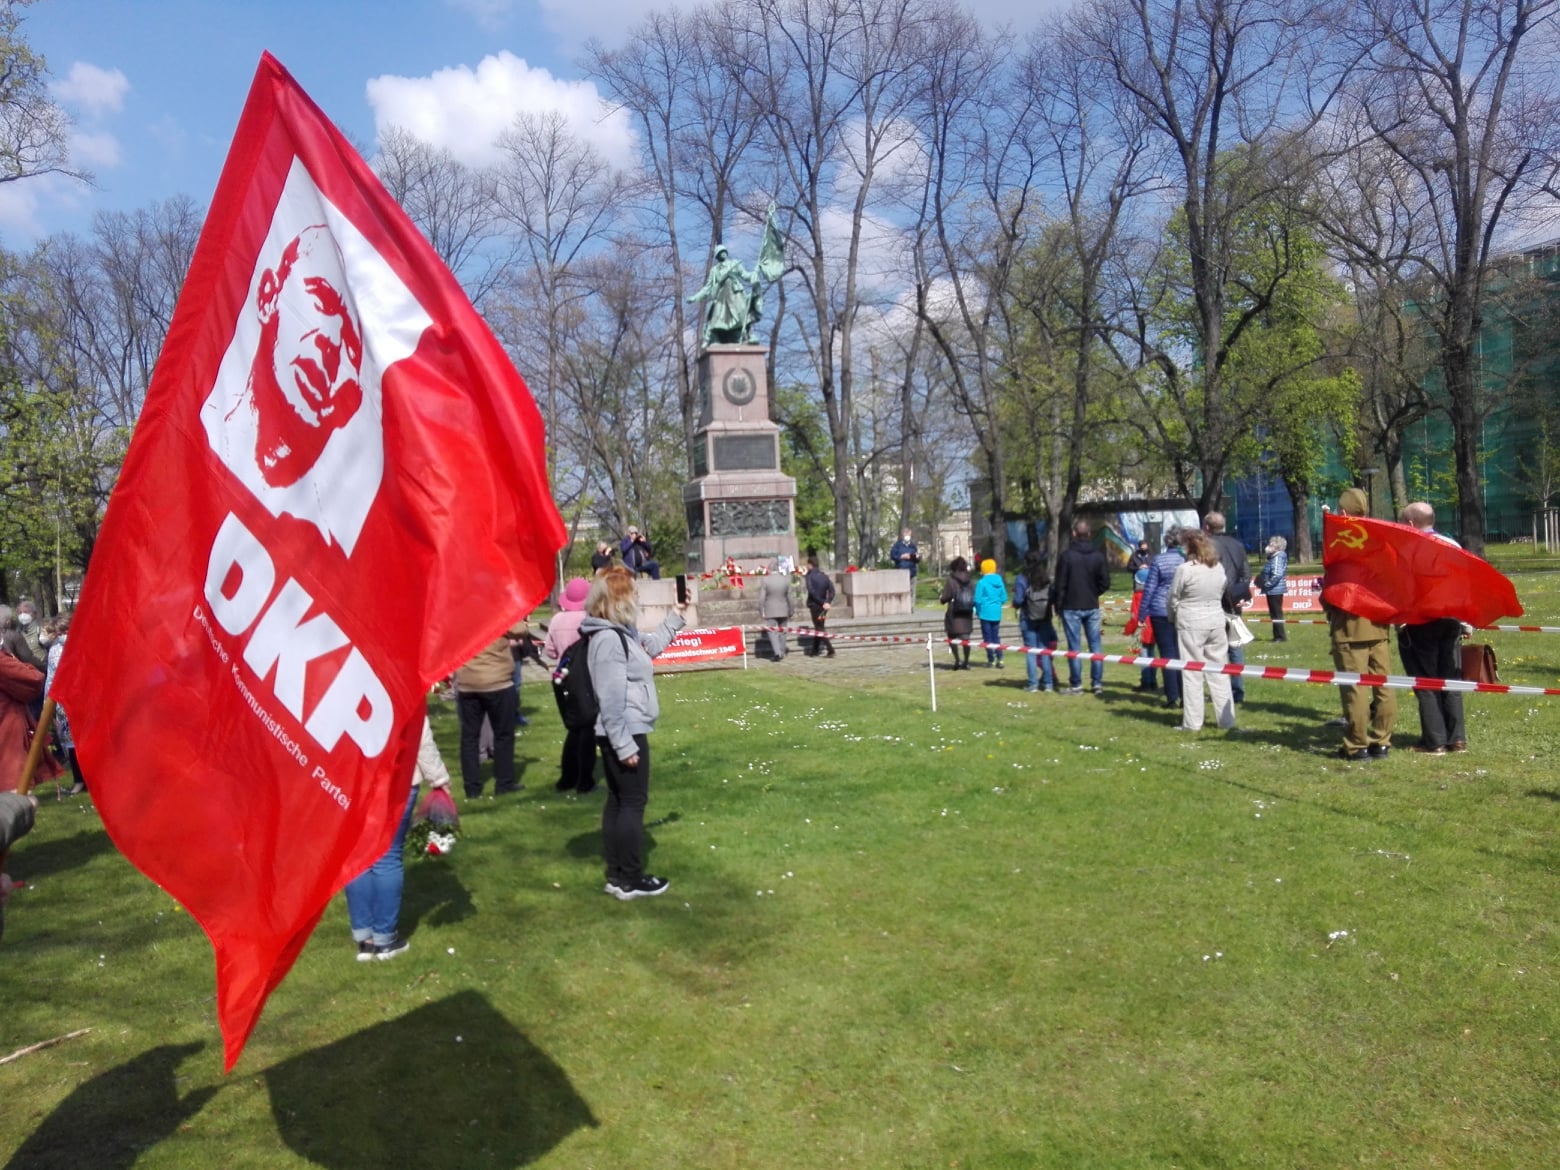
[1168,530,1237,732]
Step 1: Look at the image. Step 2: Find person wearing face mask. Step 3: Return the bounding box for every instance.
[43,614,86,796]
[1,602,44,671]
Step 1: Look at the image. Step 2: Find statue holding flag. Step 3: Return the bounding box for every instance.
[688,204,785,347]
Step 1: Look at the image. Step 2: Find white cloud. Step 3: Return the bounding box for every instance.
[0,173,91,242]
[70,129,121,169]
[0,180,43,238]
[51,62,130,118]
[534,0,662,47]
[365,51,637,171]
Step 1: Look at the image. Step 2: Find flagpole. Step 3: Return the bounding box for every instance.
[15,699,55,798]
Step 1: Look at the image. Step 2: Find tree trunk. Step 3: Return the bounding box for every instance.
[1444,336,1487,553]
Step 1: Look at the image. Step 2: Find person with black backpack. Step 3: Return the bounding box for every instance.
[576,567,686,900]
[939,556,976,670]
[1014,549,1057,692]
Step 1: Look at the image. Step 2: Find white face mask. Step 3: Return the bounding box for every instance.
[17,613,33,627]
[38,632,54,647]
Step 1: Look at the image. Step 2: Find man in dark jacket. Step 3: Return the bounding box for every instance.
[1202,512,1252,703]
[1053,519,1110,694]
[803,558,836,657]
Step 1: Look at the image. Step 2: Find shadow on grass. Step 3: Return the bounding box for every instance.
[563,812,679,862]
[3,1042,217,1170]
[400,859,476,933]
[5,826,116,883]
[1524,788,1560,802]
[264,990,595,1168]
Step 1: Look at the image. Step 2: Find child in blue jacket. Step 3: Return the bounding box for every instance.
[974,558,1010,667]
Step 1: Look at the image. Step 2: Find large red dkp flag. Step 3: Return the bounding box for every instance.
[51,54,565,1071]
[1320,513,1522,628]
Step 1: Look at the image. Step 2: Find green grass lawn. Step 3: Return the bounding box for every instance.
[2,570,1556,1169]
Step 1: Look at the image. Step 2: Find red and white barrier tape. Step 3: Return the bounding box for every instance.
[755,624,927,646]
[752,624,1557,695]
[1139,615,1559,633]
[944,638,1560,696]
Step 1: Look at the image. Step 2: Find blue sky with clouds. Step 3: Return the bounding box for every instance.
[14,0,1059,245]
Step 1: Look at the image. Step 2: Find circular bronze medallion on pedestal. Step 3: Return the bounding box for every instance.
[722,367,757,406]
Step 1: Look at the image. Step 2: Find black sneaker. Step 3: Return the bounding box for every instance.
[355,940,378,963]
[374,935,410,961]
[609,875,670,901]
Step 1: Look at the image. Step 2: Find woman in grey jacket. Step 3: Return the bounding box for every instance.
[580,567,687,900]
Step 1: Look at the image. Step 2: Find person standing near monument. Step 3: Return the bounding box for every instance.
[544,577,598,793]
[581,566,687,900]
[454,625,526,798]
[1396,502,1468,755]
[1013,550,1057,692]
[940,557,976,671]
[758,559,794,660]
[1324,487,1397,760]
[1202,512,1252,704]
[974,558,1008,668]
[1054,519,1110,695]
[1168,530,1238,732]
[1255,535,1289,641]
[804,557,836,657]
[620,525,661,580]
[590,541,615,573]
[889,528,921,582]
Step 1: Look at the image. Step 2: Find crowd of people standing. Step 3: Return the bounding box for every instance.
[933,497,1475,758]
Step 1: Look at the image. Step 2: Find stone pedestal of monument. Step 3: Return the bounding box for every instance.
[635,577,695,632]
[839,570,914,619]
[683,344,799,575]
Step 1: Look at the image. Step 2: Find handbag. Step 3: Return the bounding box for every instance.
[1225,613,1256,647]
[1460,642,1498,684]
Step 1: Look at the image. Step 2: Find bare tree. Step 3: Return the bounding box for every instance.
[1327,0,1560,552]
[719,0,945,567]
[1079,0,1347,517]
[1023,11,1153,562]
[373,126,511,307]
[0,197,199,584]
[0,0,85,186]
[588,9,766,472]
[489,111,628,484]
[900,8,1035,566]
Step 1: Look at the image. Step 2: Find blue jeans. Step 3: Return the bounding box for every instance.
[1227,635,1246,702]
[980,618,1003,664]
[1061,608,1103,688]
[1148,615,1181,705]
[1020,617,1057,690]
[345,786,418,945]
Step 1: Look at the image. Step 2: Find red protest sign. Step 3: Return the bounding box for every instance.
[655,627,747,666]
[51,53,564,1071]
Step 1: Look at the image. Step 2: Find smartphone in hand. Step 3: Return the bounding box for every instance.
[675,574,689,605]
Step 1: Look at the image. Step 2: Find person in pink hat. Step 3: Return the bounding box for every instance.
[544,577,598,792]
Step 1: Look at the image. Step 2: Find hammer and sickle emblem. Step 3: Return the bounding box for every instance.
[1329,523,1370,551]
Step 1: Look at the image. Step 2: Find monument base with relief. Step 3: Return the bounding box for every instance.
[683,343,798,575]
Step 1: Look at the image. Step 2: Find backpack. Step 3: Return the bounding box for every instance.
[949,579,975,615]
[1023,582,1051,622]
[552,628,630,731]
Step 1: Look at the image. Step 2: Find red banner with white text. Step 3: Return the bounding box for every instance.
[655,627,747,666]
[51,53,564,1071]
